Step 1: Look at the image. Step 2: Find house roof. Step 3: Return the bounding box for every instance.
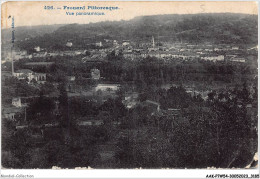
[77,120,104,126]
[25,62,54,66]
[96,84,120,87]
[15,69,33,73]
[2,107,23,114]
[231,57,246,60]
[144,100,160,106]
[91,68,100,73]
[12,97,21,102]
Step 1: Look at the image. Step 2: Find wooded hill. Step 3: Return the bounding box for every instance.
[2,13,257,51]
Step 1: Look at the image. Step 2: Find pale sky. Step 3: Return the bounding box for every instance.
[1,1,258,28]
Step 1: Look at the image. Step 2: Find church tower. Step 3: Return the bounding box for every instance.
[151,36,155,48]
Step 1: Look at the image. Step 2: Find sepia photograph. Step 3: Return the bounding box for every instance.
[0,1,259,177]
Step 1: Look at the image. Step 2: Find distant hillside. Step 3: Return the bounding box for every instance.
[11,13,258,51]
[2,24,65,42]
[1,24,65,53]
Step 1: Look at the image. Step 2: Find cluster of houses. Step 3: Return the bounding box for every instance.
[2,36,252,66]
[13,69,46,84]
[2,61,49,122]
[82,51,107,63]
[120,44,247,62]
[93,37,248,62]
[2,97,26,121]
[122,92,139,109]
[95,84,120,92]
[91,68,101,80]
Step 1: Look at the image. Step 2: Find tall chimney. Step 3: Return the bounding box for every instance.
[11,46,14,75]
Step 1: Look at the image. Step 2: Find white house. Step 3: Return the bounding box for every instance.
[67,76,76,81]
[201,55,224,62]
[232,46,239,50]
[95,42,103,47]
[32,73,46,84]
[66,42,73,47]
[12,97,22,107]
[77,120,104,126]
[34,46,41,52]
[91,68,100,80]
[2,107,22,121]
[122,41,130,46]
[13,69,33,80]
[113,40,118,46]
[95,84,120,92]
[230,57,246,63]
